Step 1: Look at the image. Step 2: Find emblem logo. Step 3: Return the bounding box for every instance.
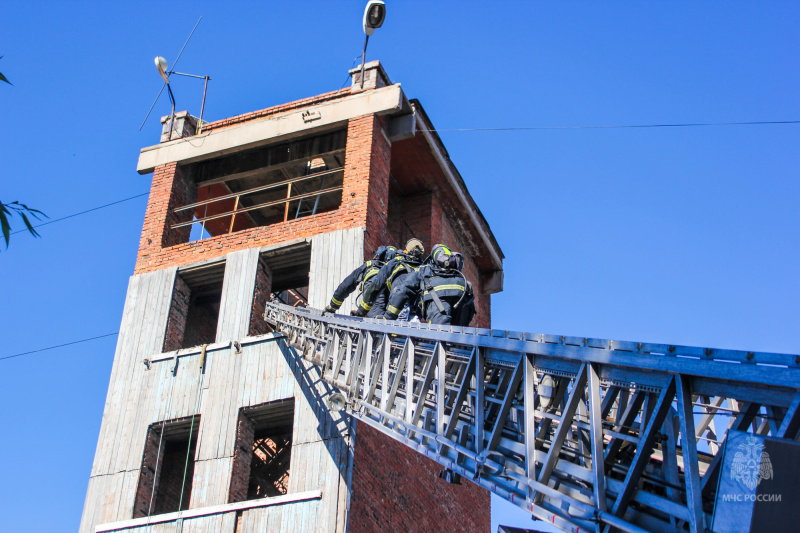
[730,435,773,491]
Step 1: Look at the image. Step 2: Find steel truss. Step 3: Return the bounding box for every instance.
[264,301,800,533]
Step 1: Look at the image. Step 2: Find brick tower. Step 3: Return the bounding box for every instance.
[79,61,504,533]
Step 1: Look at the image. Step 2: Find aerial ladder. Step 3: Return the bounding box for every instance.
[263,300,800,533]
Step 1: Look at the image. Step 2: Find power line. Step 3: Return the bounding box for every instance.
[422,120,800,132]
[0,332,119,362]
[11,192,148,235]
[9,120,796,238]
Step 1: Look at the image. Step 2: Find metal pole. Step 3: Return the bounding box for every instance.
[166,83,176,141]
[197,76,210,135]
[359,35,370,89]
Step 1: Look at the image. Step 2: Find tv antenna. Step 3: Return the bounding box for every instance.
[139,16,212,138]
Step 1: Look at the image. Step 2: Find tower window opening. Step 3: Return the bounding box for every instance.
[262,242,311,309]
[163,261,226,352]
[133,416,200,518]
[172,129,347,244]
[229,399,295,503]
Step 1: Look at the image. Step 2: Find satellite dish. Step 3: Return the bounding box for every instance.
[154,56,170,84]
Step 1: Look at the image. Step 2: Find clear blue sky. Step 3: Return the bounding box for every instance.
[1,2,798,531]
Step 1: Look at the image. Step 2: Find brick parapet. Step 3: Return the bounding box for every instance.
[135,113,389,274]
[200,88,352,134]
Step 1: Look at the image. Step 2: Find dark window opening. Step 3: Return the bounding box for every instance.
[163,261,226,352]
[262,241,311,309]
[173,129,347,242]
[133,416,200,518]
[229,399,295,503]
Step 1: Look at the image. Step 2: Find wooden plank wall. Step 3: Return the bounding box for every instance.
[80,268,178,532]
[81,246,351,533]
[216,248,260,342]
[308,227,365,312]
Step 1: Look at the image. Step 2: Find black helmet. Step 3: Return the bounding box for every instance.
[431,244,464,271]
[374,245,398,262]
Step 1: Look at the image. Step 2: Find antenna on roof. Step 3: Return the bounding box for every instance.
[359,1,386,89]
[139,17,211,136]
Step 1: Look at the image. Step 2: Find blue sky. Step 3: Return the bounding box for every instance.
[1,2,798,531]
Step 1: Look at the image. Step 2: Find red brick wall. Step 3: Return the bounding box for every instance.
[248,258,273,336]
[162,275,190,352]
[385,190,490,328]
[133,423,199,517]
[229,412,255,503]
[133,426,164,518]
[349,424,490,533]
[152,437,197,515]
[135,115,390,275]
[350,115,392,257]
[387,191,434,250]
[430,194,491,328]
[182,299,219,348]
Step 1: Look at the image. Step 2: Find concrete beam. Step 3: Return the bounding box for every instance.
[137,84,407,174]
[388,112,416,142]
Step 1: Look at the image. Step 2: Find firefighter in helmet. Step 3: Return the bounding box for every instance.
[324,245,397,317]
[353,238,425,318]
[383,244,475,326]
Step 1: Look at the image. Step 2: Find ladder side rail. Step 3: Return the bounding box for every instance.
[263,301,800,533]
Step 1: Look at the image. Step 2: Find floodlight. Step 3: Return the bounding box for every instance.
[155,56,170,84]
[327,392,347,413]
[362,0,386,36]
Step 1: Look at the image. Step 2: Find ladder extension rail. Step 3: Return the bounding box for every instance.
[264,301,800,533]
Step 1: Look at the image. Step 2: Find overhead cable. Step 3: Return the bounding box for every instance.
[0,332,119,362]
[11,192,148,236]
[422,120,800,132]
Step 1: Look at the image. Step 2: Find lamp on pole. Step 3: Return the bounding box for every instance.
[359,0,386,89]
[154,56,177,140]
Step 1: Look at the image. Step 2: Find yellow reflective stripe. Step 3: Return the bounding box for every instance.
[423,284,466,295]
[331,297,343,306]
[360,301,372,311]
[387,305,401,314]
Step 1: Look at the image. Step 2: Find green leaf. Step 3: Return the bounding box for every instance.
[19,212,41,238]
[17,203,45,220]
[0,209,9,247]
[0,56,10,86]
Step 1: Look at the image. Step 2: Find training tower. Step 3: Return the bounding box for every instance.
[80,62,504,533]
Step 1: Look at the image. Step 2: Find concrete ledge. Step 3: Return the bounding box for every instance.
[137,84,406,174]
[95,489,322,532]
[145,332,287,365]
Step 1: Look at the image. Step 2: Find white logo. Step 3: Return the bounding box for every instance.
[730,435,773,491]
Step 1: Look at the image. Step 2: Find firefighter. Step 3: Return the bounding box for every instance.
[383,244,476,326]
[353,238,425,318]
[324,245,397,317]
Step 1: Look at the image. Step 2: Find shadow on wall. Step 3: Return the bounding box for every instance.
[276,337,353,465]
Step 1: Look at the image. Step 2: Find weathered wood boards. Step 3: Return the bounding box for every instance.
[81,235,355,533]
[308,227,365,312]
